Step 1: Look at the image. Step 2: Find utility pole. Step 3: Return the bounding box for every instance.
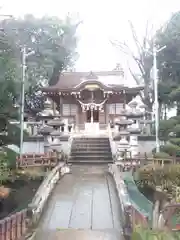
[19,47,35,158]
[153,44,166,153]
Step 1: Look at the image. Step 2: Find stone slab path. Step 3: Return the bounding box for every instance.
[34,165,124,240]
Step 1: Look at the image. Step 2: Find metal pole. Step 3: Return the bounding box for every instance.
[20,47,26,158]
[153,45,160,153]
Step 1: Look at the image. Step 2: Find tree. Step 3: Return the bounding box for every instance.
[0,14,80,113]
[0,13,79,146]
[112,21,154,113]
[0,30,21,147]
[156,12,180,116]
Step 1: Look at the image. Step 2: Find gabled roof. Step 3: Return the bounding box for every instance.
[42,70,144,93]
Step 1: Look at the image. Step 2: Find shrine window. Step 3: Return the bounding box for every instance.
[107,103,124,114]
[63,104,77,116]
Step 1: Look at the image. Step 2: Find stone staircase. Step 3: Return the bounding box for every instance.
[68,137,113,164]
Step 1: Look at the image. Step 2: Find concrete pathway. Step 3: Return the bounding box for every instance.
[34,165,124,240]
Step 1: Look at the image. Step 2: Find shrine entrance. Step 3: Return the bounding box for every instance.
[86,109,99,123]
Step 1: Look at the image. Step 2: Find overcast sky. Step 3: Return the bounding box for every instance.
[1,0,180,75]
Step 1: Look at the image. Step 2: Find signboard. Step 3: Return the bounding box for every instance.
[84,84,100,90]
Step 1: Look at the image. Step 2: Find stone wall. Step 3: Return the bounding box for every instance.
[22,141,70,155]
[22,139,156,156]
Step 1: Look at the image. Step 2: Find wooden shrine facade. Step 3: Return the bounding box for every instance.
[42,71,143,126]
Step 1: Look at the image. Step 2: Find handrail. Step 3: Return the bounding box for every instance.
[28,163,65,224]
[109,164,149,232]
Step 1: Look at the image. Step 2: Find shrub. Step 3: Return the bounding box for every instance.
[159,119,178,141]
[169,138,180,146]
[161,144,180,156]
[153,152,170,158]
[5,147,17,169]
[173,124,180,137]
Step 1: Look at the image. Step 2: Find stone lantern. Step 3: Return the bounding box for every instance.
[38,126,53,153]
[46,118,65,133]
[115,119,133,161]
[128,128,141,157]
[50,130,63,159]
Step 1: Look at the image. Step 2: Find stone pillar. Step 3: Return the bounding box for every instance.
[64,119,69,133]
[44,136,51,153]
[130,135,138,157]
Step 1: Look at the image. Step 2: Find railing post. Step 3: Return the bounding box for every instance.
[0,220,5,240]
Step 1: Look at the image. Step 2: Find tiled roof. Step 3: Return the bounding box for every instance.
[45,70,124,89]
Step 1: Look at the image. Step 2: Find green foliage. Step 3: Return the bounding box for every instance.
[132,226,177,240]
[170,87,180,102]
[169,138,180,146]
[161,144,180,156]
[157,114,180,156]
[0,13,78,147]
[156,12,180,115]
[173,124,180,137]
[4,147,18,169]
[0,151,11,184]
[159,119,178,141]
[153,152,170,158]
[0,14,79,113]
[137,164,180,200]
[1,14,79,84]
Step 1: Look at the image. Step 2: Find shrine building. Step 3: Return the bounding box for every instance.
[42,69,143,130]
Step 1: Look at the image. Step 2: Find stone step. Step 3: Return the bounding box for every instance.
[73,137,109,141]
[69,155,113,160]
[71,149,111,153]
[73,139,109,142]
[72,143,110,147]
[71,146,111,150]
[70,151,112,156]
[72,142,110,147]
[68,159,113,164]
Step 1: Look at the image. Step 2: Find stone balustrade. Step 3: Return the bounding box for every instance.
[109,164,148,236]
[28,163,68,226]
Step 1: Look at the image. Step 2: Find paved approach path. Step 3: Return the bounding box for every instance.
[34,165,124,240]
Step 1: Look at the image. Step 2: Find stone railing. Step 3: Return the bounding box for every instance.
[0,163,69,240]
[109,164,148,237]
[28,163,68,226]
